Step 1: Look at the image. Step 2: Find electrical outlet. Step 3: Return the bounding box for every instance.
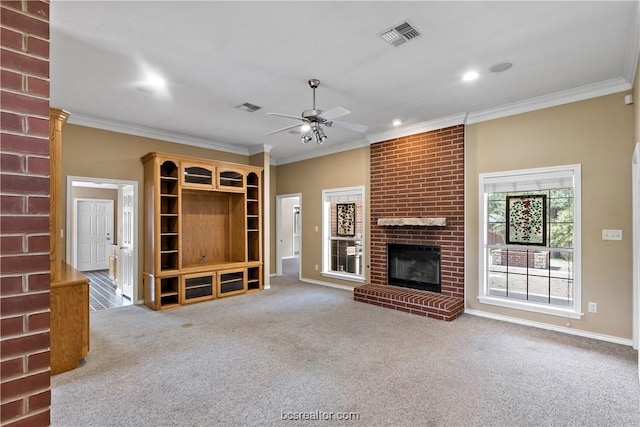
[314,264,319,271]
[588,302,597,313]
[602,229,622,240]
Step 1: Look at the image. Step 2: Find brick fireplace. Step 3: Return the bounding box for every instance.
[354,125,465,321]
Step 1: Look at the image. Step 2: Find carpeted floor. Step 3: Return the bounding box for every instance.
[51,275,639,426]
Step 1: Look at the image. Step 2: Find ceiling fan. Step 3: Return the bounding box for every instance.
[266,79,368,144]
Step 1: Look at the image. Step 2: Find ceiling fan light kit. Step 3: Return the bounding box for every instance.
[267,79,368,145]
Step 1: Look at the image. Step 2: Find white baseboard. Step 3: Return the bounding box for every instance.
[465,308,633,346]
[299,277,354,292]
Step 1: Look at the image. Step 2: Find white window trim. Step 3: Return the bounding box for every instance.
[321,186,365,284]
[478,164,582,319]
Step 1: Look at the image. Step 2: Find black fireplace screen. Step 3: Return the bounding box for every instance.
[387,244,441,293]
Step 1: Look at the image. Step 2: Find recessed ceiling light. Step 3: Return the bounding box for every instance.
[490,61,513,73]
[392,119,402,127]
[136,71,167,94]
[146,75,166,88]
[462,71,479,82]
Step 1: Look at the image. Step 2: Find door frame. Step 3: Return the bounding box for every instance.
[632,144,639,381]
[74,198,114,271]
[67,176,140,304]
[276,193,301,277]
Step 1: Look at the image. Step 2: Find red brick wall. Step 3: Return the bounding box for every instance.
[370,125,464,298]
[1,1,52,426]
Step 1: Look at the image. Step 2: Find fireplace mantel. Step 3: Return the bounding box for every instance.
[377,217,446,227]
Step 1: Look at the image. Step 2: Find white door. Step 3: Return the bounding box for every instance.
[293,205,301,256]
[119,186,135,299]
[76,199,114,271]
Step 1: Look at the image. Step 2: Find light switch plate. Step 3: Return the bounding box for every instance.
[602,229,622,240]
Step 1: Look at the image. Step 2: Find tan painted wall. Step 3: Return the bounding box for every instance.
[61,124,250,301]
[275,147,369,287]
[465,92,635,339]
[635,59,640,142]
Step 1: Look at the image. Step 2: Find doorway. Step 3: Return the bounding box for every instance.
[67,176,139,311]
[276,194,301,278]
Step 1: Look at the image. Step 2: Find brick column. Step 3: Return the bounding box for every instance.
[1,1,52,426]
[369,125,465,299]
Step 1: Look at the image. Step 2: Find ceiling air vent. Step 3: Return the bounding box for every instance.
[235,102,262,112]
[379,21,421,47]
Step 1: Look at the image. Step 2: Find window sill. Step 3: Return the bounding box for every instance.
[478,295,582,319]
[321,271,365,284]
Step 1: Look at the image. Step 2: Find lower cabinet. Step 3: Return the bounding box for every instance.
[217,268,246,297]
[51,263,90,375]
[146,265,261,310]
[182,272,215,304]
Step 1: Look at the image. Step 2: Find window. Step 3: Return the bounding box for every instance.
[322,186,365,283]
[479,165,581,319]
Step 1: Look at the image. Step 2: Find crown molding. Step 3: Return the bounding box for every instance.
[365,113,467,145]
[465,77,632,125]
[67,112,250,155]
[248,144,273,155]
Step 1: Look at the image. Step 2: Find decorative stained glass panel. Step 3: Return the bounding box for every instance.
[506,195,547,245]
[336,203,356,236]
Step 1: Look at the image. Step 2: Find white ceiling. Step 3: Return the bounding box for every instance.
[50,1,639,165]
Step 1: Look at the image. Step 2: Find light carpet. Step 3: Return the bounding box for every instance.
[51,276,640,426]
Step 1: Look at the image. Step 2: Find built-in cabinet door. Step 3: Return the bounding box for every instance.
[217,168,245,192]
[181,272,216,304]
[217,268,246,297]
[182,162,215,189]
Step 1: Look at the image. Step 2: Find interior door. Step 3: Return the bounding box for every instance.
[293,205,301,255]
[76,199,113,271]
[119,185,135,299]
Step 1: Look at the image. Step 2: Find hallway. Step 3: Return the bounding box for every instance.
[83,270,132,311]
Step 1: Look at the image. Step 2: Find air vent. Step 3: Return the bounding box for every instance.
[235,102,262,112]
[379,21,421,47]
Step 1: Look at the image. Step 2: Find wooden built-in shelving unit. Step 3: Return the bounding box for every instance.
[142,152,263,310]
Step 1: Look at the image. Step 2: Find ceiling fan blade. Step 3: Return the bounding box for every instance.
[319,106,350,120]
[267,112,304,121]
[266,123,306,135]
[327,120,368,133]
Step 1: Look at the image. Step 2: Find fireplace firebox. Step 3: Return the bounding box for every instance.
[387,244,441,293]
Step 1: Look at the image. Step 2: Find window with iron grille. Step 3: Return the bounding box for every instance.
[479,165,582,319]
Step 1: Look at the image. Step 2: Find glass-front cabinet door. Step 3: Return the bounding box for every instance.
[181,162,215,189]
[217,168,245,192]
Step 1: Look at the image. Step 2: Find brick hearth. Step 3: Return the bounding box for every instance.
[355,125,465,320]
[354,284,464,321]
